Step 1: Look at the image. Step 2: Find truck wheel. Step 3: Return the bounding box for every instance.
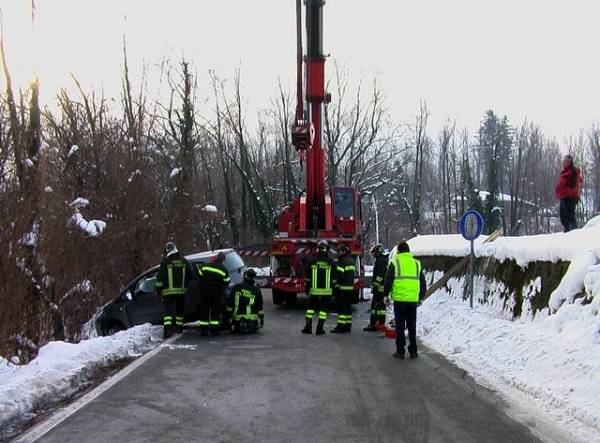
[273,289,284,305]
[285,293,297,307]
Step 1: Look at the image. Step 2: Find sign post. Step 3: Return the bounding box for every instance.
[459,210,484,309]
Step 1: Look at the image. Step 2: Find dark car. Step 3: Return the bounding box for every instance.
[97,249,246,335]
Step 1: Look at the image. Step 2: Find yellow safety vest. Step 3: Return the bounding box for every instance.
[391,253,421,302]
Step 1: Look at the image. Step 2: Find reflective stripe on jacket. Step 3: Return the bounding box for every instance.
[305,253,335,296]
[155,252,193,297]
[372,253,389,294]
[336,255,356,292]
[228,283,263,321]
[390,252,421,302]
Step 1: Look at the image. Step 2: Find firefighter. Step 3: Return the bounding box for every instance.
[302,240,336,335]
[155,242,194,339]
[383,241,427,359]
[364,243,389,331]
[198,252,231,336]
[331,244,356,334]
[227,268,264,334]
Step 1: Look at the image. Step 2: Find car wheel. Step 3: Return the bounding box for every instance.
[104,321,126,336]
[272,289,284,305]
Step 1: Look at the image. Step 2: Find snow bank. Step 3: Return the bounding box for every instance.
[0,325,161,436]
[407,234,489,257]
[420,269,600,442]
[410,226,600,266]
[411,226,600,313]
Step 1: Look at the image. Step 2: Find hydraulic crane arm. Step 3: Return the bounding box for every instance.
[292,0,328,233]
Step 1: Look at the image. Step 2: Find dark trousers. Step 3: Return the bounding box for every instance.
[559,198,578,232]
[306,294,330,323]
[200,290,223,330]
[394,302,418,355]
[335,289,353,326]
[370,290,386,325]
[163,295,185,331]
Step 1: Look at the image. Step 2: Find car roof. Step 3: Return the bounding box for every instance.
[127,249,237,285]
[185,248,235,262]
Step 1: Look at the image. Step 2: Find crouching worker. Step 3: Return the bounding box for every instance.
[227,269,264,333]
[198,252,231,336]
[155,242,194,339]
[384,241,427,359]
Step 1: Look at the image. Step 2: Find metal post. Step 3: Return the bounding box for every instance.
[469,239,475,308]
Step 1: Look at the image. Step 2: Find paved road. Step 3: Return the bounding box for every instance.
[35,291,539,443]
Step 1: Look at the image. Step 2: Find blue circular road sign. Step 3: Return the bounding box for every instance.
[459,210,484,241]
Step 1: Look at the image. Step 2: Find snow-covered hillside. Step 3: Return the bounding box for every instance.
[412,223,600,442]
[0,325,162,438]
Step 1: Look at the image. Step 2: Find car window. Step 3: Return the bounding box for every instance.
[135,272,157,294]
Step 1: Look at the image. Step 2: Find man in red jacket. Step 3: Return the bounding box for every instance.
[555,154,583,232]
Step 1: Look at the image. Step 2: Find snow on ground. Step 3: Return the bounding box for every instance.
[0,325,162,437]
[411,224,600,442]
[419,270,600,442]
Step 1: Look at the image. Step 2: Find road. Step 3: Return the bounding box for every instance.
[32,290,539,443]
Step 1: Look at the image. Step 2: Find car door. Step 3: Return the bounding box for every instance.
[125,271,164,326]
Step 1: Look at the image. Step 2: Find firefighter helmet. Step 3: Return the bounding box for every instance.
[165,241,178,255]
[215,252,226,263]
[337,244,350,256]
[369,243,383,255]
[244,268,258,280]
[317,240,329,251]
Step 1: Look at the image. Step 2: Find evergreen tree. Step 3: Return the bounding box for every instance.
[478,110,513,233]
[464,154,484,215]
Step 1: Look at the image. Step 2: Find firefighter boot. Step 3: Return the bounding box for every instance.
[346,323,352,333]
[363,313,378,331]
[331,323,344,334]
[301,319,312,334]
[316,320,326,335]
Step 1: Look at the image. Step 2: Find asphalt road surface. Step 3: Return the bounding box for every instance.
[33,290,540,443]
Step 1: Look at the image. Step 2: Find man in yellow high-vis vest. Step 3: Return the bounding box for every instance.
[383,241,427,359]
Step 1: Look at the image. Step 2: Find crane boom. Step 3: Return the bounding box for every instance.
[269,0,364,306]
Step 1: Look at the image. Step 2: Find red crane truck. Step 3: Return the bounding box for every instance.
[270,0,364,305]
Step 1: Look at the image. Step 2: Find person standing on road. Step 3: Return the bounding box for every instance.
[155,242,194,339]
[198,252,231,336]
[227,268,264,334]
[302,240,336,335]
[555,154,583,233]
[331,244,356,334]
[364,243,389,332]
[384,241,427,359]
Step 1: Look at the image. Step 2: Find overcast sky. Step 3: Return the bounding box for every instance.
[1,0,599,140]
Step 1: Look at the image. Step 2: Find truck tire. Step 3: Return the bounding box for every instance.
[285,292,297,307]
[273,289,285,305]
